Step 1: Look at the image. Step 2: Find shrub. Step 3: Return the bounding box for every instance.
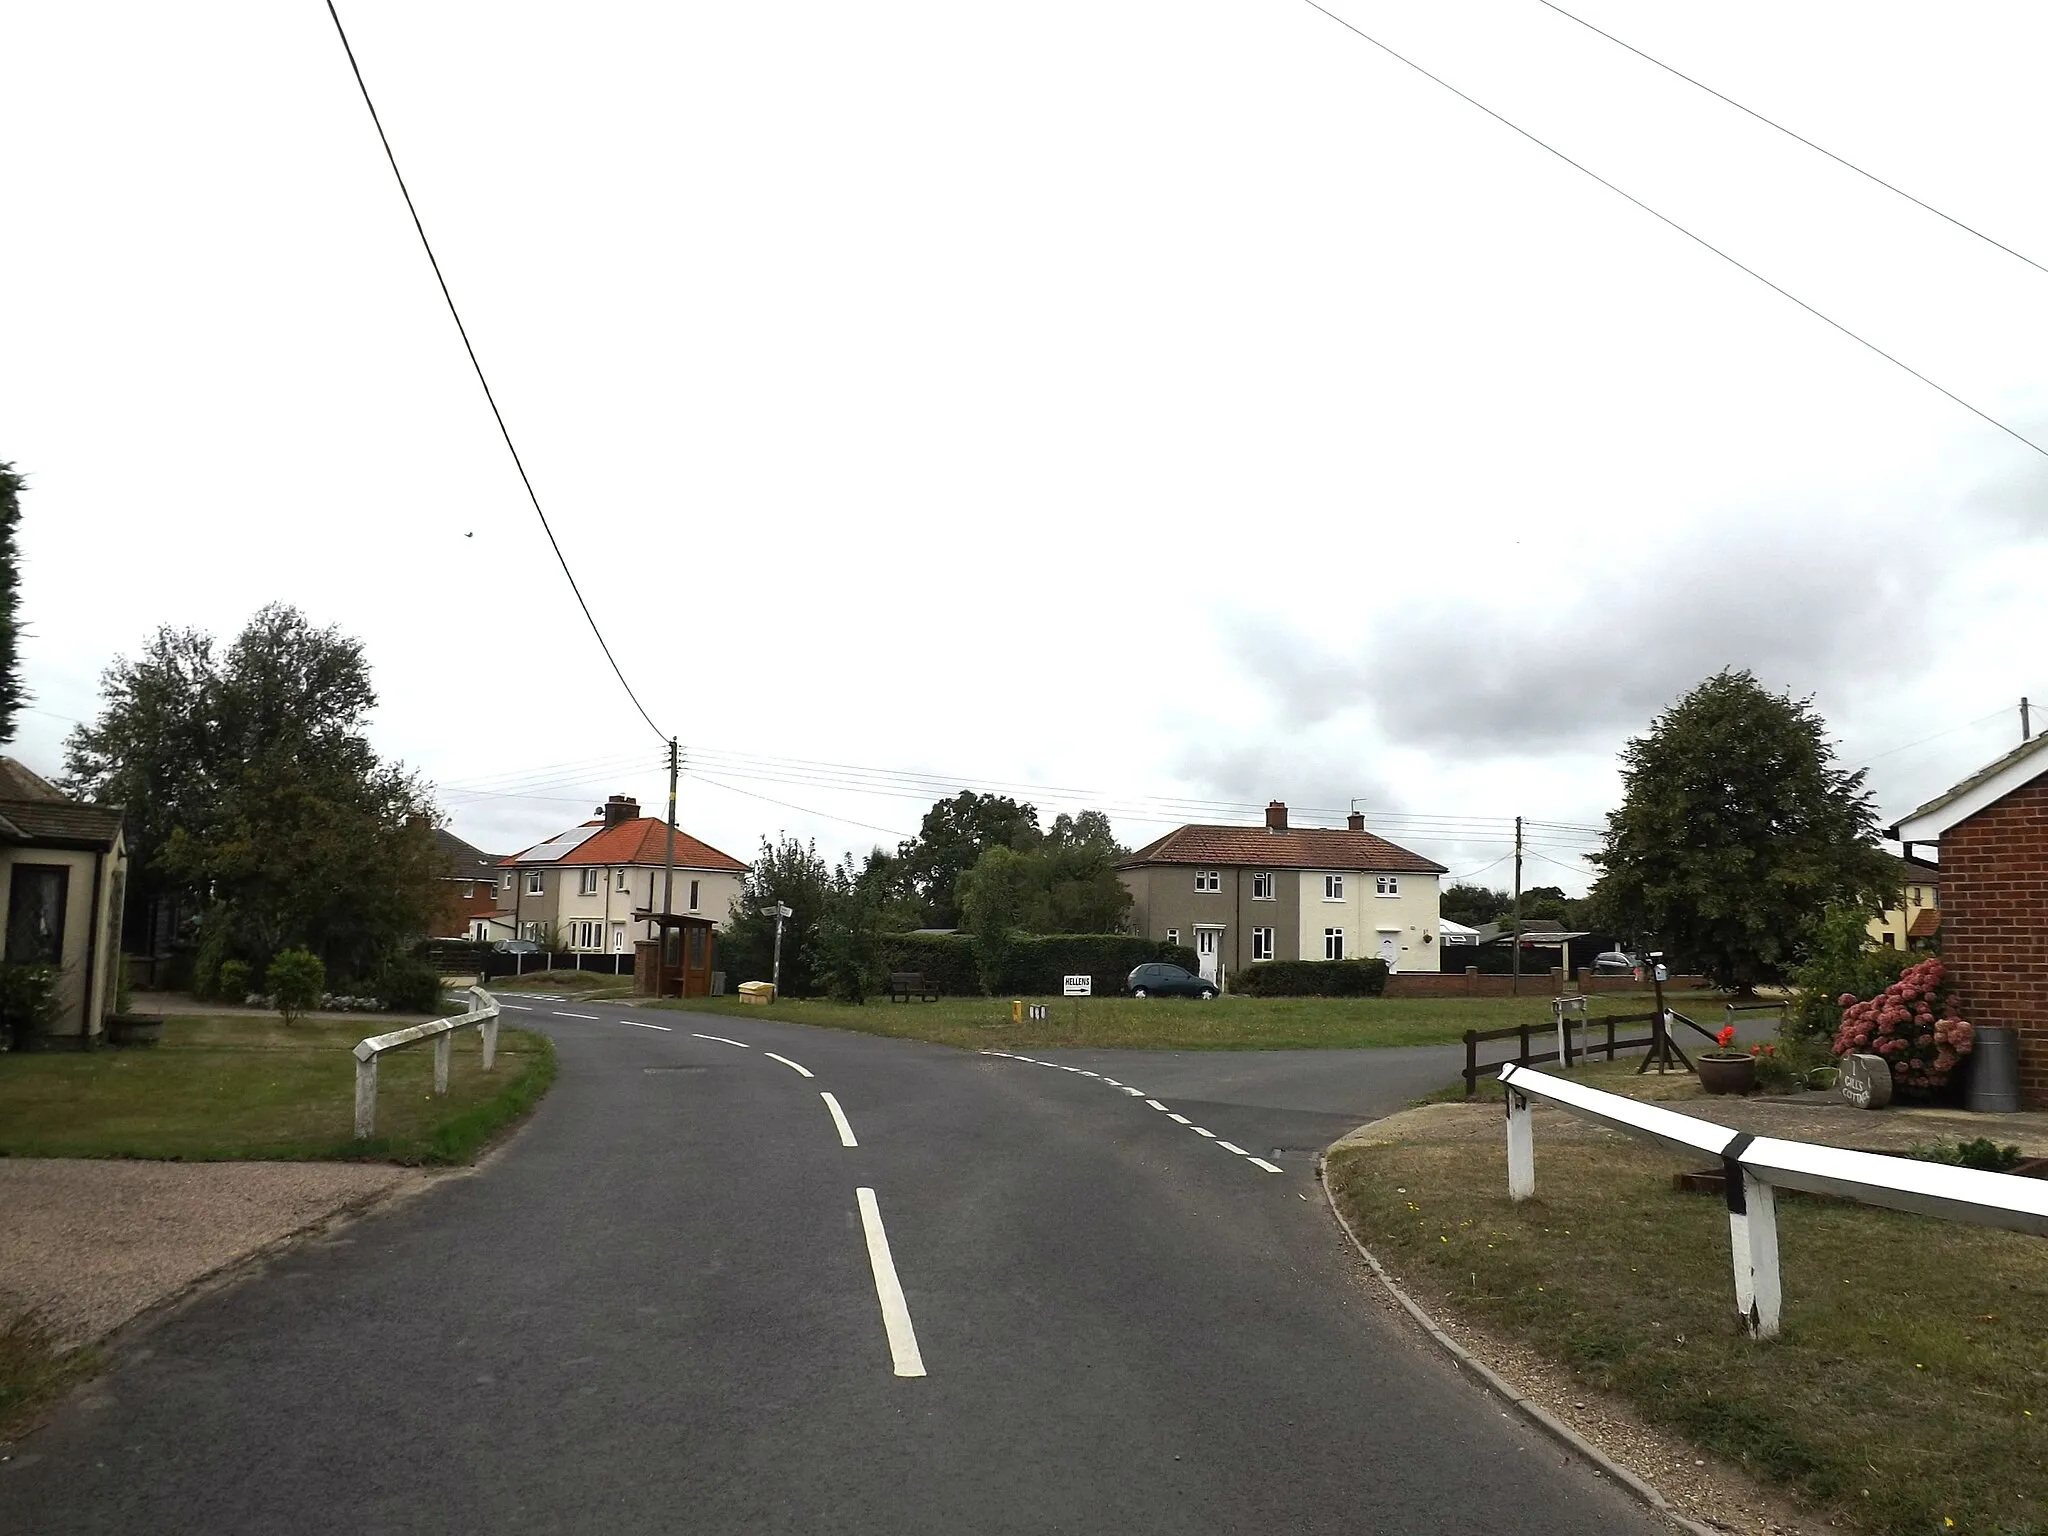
[0,963,62,1052]
[216,959,253,1002]
[1831,956,1974,1098]
[266,948,326,1026]
[1748,1041,1800,1093]
[1233,958,1390,997]
[1787,903,1910,1042]
[1908,1138,2021,1173]
[374,956,446,1014]
[878,933,980,995]
[874,933,1199,996]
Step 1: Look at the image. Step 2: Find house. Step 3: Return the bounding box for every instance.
[1867,851,1941,951]
[496,795,748,956]
[1891,735,2048,1108]
[0,759,127,1047]
[1118,800,1445,984]
[432,827,510,941]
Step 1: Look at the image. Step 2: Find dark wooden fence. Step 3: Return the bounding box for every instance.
[1461,1011,1662,1098]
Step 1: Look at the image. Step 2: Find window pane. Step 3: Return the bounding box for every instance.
[6,865,67,966]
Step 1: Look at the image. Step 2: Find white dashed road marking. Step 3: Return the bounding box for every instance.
[1217,1141,1248,1156]
[503,1004,534,1012]
[821,1092,859,1147]
[856,1188,927,1378]
[1249,1157,1284,1174]
[1191,1127,1216,1138]
[692,1034,750,1047]
[624,1021,672,1032]
[1167,1113,1191,1125]
[765,1052,814,1079]
[552,1011,598,1021]
[1145,1100,1169,1111]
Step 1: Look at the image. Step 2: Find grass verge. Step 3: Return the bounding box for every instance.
[1324,1131,2048,1535]
[486,970,635,998]
[647,990,1721,1051]
[0,1308,94,1442]
[0,1016,556,1163]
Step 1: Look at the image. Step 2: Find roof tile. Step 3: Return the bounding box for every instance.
[1120,823,1445,874]
[509,817,747,873]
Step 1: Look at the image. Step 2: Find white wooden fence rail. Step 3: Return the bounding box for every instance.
[1496,1063,2048,1340]
[353,986,501,1140]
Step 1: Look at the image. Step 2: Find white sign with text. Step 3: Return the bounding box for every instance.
[1063,974,1092,997]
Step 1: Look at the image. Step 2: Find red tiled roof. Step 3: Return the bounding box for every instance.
[1908,908,1941,940]
[1120,823,1446,874]
[552,818,748,872]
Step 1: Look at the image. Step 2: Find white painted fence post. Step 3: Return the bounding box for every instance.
[433,1031,451,1096]
[1506,1088,1535,1201]
[354,1055,379,1140]
[1727,1161,1782,1340]
[482,1014,498,1071]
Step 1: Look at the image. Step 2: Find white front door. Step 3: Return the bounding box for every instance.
[611,923,628,953]
[1196,928,1220,983]
[1379,934,1398,971]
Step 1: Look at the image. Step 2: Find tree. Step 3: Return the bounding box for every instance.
[0,461,26,745]
[896,792,1041,927]
[1027,811,1133,933]
[64,605,443,982]
[1586,669,1896,992]
[808,851,896,1003]
[719,835,835,995]
[957,843,1034,993]
[1441,883,1512,927]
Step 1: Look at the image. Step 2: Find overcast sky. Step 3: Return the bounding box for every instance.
[5,1,2044,891]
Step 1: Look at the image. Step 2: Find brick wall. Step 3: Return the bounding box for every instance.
[1938,778,2048,1109]
[1382,967,1712,999]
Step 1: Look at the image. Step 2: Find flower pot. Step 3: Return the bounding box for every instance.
[106,1013,165,1047]
[1696,1052,1756,1095]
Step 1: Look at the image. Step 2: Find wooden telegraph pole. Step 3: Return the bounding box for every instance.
[1510,816,1523,994]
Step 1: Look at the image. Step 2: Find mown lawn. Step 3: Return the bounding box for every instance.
[1326,1133,2048,1536]
[649,990,1720,1051]
[0,1015,555,1163]
[486,969,634,999]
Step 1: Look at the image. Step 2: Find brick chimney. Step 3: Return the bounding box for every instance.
[1347,811,1365,831]
[603,794,640,828]
[1265,800,1288,832]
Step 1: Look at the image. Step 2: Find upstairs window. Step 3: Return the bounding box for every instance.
[617,869,630,891]
[525,870,544,896]
[1375,875,1400,897]
[1251,872,1274,901]
[1324,874,1344,901]
[578,868,600,896]
[1194,869,1221,893]
[689,879,701,911]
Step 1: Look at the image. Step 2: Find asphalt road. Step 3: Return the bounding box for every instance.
[4,999,1666,1535]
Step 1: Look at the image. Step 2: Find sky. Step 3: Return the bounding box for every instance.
[4,0,2045,892]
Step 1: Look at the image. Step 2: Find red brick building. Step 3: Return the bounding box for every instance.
[1893,736,2048,1109]
[433,828,510,940]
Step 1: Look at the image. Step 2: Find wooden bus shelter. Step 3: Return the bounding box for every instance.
[633,910,718,998]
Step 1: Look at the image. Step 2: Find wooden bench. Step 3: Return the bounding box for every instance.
[887,971,941,1003]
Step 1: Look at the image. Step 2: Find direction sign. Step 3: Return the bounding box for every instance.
[1063,974,1092,997]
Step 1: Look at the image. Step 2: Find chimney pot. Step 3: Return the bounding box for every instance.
[1265,800,1288,832]
[604,794,641,828]
[1347,811,1365,832]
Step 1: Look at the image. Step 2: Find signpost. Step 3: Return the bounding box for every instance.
[1064,973,1091,1032]
[764,903,793,994]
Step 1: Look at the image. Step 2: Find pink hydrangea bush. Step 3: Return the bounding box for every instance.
[1831,957,1975,1097]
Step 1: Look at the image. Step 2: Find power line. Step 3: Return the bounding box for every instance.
[1532,0,2048,281]
[320,1,668,741]
[1294,0,2048,463]
[1855,706,2014,765]
[688,771,911,840]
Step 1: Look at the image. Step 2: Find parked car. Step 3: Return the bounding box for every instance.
[1126,962,1218,1000]
[1590,951,1638,976]
[492,938,542,955]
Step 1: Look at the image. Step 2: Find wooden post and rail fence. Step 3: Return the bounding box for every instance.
[353,985,501,1140]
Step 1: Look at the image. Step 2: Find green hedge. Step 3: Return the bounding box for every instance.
[877,933,1199,996]
[1232,958,1390,997]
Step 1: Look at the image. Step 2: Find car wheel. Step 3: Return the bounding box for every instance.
[1201,988,1217,1000]
[1132,987,1149,999]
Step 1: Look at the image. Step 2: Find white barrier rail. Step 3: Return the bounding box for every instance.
[353,986,501,1140]
[1498,1063,2048,1339]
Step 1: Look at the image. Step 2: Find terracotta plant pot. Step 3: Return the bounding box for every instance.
[1696,1052,1756,1095]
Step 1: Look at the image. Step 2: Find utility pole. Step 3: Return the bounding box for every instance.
[2024,697,2033,743]
[662,738,679,918]
[1510,815,1523,992]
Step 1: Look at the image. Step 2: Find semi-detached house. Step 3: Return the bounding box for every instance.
[497,795,748,955]
[1118,801,1445,986]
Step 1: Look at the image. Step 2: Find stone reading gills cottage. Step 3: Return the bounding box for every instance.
[1118,801,1445,987]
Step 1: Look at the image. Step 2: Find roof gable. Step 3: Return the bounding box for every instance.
[1892,735,2048,843]
[1120,822,1446,875]
[510,817,748,874]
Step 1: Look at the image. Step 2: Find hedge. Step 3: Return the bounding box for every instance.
[877,933,1200,996]
[1232,958,1389,997]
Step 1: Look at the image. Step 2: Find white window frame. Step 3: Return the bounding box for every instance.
[1324,873,1345,901]
[1194,869,1221,893]
[1251,926,1274,961]
[689,878,700,912]
[1164,928,1180,945]
[1324,927,1345,961]
[1251,872,1274,901]
[578,868,600,896]
[1375,875,1399,898]
[460,881,474,899]
[616,869,630,892]
[573,919,603,950]
[525,869,544,896]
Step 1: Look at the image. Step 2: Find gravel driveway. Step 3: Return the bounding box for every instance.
[0,1160,428,1347]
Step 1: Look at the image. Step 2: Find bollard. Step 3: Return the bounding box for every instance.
[354,1054,379,1139]
[433,1031,451,1095]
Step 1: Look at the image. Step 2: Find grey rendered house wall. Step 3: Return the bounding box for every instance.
[1120,863,1302,973]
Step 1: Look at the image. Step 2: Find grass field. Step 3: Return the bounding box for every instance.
[650,990,1722,1052]
[1326,1132,2048,1536]
[487,970,634,999]
[0,1015,555,1163]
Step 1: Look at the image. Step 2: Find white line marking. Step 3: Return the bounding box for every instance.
[1100,1078,1121,1086]
[624,1020,673,1032]
[765,1052,815,1078]
[1191,1127,1216,1138]
[821,1092,858,1147]
[1079,1071,1100,1077]
[1146,1100,1170,1111]
[552,1011,599,1020]
[503,1003,534,1012]
[855,1188,926,1378]
[1218,1141,1248,1156]
[1167,1113,1191,1124]
[1249,1157,1284,1174]
[1121,1087,1145,1095]
[692,1034,750,1047]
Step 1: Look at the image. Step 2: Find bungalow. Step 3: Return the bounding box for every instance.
[1891,735,2048,1108]
[1118,800,1445,985]
[0,759,127,1048]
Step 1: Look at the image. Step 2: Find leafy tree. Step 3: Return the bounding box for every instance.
[896,791,1041,927]
[1785,902,1911,1042]
[1440,883,1512,927]
[1026,811,1133,933]
[1587,669,1895,992]
[808,851,895,1003]
[266,947,326,1027]
[957,844,1034,993]
[0,461,26,745]
[65,605,443,983]
[720,835,835,995]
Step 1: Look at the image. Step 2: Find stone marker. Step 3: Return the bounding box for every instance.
[1839,1051,1892,1109]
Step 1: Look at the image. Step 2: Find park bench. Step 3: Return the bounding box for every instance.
[887,971,941,1003]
